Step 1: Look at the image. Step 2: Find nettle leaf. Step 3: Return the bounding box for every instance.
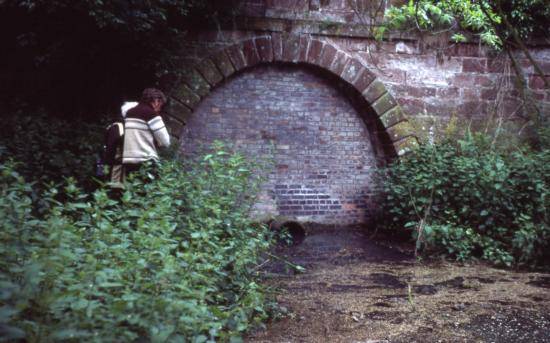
[2,139,274,340]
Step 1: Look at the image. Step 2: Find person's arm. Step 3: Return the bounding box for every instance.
[148,115,171,148]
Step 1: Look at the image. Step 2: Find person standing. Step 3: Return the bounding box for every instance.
[122,88,171,179]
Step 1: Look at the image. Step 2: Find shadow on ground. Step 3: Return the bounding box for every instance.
[247,226,550,343]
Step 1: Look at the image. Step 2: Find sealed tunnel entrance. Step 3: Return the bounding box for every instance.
[179,63,385,225]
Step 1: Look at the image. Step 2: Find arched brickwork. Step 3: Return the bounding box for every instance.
[162,34,419,157]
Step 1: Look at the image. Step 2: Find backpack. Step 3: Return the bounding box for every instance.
[103,121,124,165]
[96,121,124,179]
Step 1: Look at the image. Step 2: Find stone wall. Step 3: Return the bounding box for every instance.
[162,0,550,224]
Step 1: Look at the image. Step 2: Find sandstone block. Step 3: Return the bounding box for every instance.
[372,92,398,116]
[181,68,210,97]
[393,135,420,156]
[162,114,185,139]
[387,121,417,142]
[363,79,387,103]
[170,83,201,108]
[379,106,407,128]
[462,58,488,73]
[481,88,498,100]
[211,51,235,78]
[226,44,247,71]
[196,58,223,86]
[529,75,549,89]
[165,97,191,123]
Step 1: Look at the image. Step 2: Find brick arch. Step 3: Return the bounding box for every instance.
[163,34,418,157]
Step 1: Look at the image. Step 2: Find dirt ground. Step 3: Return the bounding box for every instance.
[247,226,550,343]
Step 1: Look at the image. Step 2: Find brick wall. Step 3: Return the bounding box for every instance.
[180,64,379,224]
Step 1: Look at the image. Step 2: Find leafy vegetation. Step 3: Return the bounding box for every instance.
[381,0,549,49]
[380,129,549,267]
[0,114,275,341]
[381,0,502,47]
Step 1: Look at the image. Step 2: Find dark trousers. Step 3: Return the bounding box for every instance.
[123,161,158,183]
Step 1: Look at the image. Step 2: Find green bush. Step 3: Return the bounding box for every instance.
[380,132,549,267]
[1,142,274,342]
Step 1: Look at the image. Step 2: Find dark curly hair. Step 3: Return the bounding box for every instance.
[140,88,166,105]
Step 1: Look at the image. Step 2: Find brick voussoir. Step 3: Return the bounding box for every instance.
[282,34,300,62]
[211,50,235,78]
[329,51,350,76]
[318,43,337,70]
[340,59,364,84]
[170,83,201,109]
[298,35,311,62]
[352,68,376,94]
[242,39,261,67]
[226,44,247,71]
[255,36,273,62]
[306,39,323,64]
[196,58,224,86]
[271,32,283,60]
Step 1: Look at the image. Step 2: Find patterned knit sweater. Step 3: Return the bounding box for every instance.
[123,103,170,164]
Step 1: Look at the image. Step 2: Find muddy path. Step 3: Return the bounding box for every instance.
[247,227,550,343]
